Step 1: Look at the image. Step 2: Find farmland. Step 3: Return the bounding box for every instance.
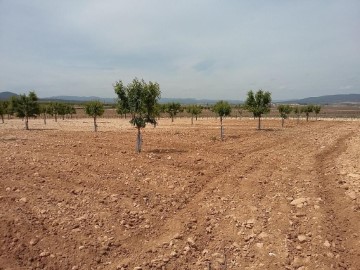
[0,117,360,269]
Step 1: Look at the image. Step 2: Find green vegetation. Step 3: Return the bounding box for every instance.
[165,102,182,122]
[213,100,231,140]
[245,90,272,130]
[301,105,314,122]
[11,91,40,130]
[84,101,105,132]
[186,105,202,124]
[0,101,6,123]
[313,105,321,120]
[278,104,292,127]
[114,78,161,153]
[293,106,301,124]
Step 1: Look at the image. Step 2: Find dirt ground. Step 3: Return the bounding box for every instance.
[0,117,359,270]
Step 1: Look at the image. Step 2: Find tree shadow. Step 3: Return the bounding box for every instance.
[147,148,187,154]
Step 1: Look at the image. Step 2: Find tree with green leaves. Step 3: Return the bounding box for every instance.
[186,105,202,124]
[166,102,182,122]
[84,101,105,132]
[293,106,301,124]
[114,80,130,118]
[301,105,314,122]
[11,91,40,130]
[39,104,51,125]
[114,78,161,153]
[245,90,272,130]
[313,105,321,120]
[234,104,243,119]
[0,101,6,123]
[213,100,231,141]
[278,104,292,127]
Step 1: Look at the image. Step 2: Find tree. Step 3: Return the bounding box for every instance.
[301,105,314,122]
[278,104,292,127]
[313,105,321,120]
[39,104,52,125]
[114,80,130,118]
[213,101,231,140]
[11,91,40,130]
[0,101,6,123]
[244,90,272,130]
[234,104,243,119]
[293,106,301,124]
[114,78,161,153]
[186,105,202,125]
[165,102,182,122]
[84,101,105,132]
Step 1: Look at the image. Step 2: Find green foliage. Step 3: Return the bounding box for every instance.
[84,101,105,117]
[114,80,130,117]
[84,101,104,132]
[0,101,5,123]
[278,104,292,119]
[186,105,202,124]
[213,100,231,117]
[114,78,161,153]
[293,106,301,116]
[213,101,231,141]
[245,90,272,117]
[313,105,321,114]
[234,104,243,118]
[301,105,314,121]
[11,91,40,130]
[165,102,182,122]
[245,90,272,129]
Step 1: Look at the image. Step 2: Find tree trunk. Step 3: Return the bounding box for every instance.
[1,115,4,123]
[94,116,97,132]
[136,127,142,153]
[25,116,29,130]
[220,116,223,141]
[257,116,261,130]
[195,115,198,121]
[43,113,46,125]
[306,113,309,122]
[171,115,174,122]
[297,115,300,124]
[55,114,58,122]
[281,117,284,127]
[191,115,194,125]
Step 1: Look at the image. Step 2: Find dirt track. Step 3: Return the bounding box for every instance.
[0,118,359,270]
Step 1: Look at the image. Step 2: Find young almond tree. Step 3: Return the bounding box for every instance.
[234,104,243,119]
[39,104,51,125]
[166,102,182,122]
[114,78,161,153]
[11,91,40,130]
[84,101,105,132]
[213,100,231,141]
[293,106,301,124]
[114,80,130,118]
[0,101,5,123]
[186,105,202,125]
[278,104,292,127]
[301,105,314,122]
[313,105,321,120]
[245,90,272,130]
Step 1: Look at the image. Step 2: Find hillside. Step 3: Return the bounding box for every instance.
[285,93,360,104]
[0,91,18,100]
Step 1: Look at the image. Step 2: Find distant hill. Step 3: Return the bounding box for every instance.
[44,96,242,105]
[284,94,360,105]
[0,91,18,100]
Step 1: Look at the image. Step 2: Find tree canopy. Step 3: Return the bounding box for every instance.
[84,101,105,132]
[11,91,40,130]
[278,104,292,127]
[114,78,161,153]
[245,90,272,129]
[213,100,231,140]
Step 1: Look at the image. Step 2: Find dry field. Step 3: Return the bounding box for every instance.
[0,117,359,270]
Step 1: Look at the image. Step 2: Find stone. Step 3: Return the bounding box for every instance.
[297,235,307,243]
[347,191,356,200]
[324,240,331,248]
[290,198,307,206]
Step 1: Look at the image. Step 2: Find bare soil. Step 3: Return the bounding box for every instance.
[0,118,359,270]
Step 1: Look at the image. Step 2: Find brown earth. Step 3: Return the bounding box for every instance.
[0,117,359,270]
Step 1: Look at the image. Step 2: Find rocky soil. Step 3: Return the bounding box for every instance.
[0,118,359,270]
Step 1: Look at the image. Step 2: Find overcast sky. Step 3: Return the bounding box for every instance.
[0,0,359,100]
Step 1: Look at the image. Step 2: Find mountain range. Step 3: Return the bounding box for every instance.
[1,91,360,105]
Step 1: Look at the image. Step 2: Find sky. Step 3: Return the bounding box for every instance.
[0,0,359,100]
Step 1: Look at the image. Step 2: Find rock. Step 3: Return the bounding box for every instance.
[29,238,38,246]
[133,267,142,270]
[297,235,307,243]
[39,251,50,257]
[324,240,331,248]
[187,237,196,247]
[347,191,357,200]
[290,198,307,207]
[292,257,304,268]
[257,232,268,239]
[19,197,27,203]
[255,242,264,249]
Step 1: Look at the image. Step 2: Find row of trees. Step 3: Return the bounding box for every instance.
[0,82,322,152]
